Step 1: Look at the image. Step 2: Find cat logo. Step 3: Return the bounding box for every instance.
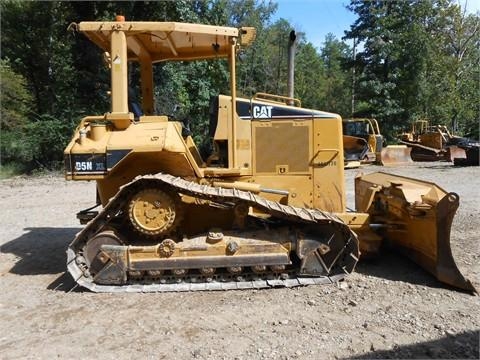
[253,105,273,119]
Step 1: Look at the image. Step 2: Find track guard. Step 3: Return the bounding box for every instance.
[94,245,128,285]
[355,172,477,294]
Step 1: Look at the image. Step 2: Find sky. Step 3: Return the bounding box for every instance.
[272,0,480,51]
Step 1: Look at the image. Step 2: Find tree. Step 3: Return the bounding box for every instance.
[0,60,32,132]
[319,33,352,117]
[441,5,479,136]
[5,0,415,172]
[0,60,34,169]
[294,41,326,110]
[0,60,72,171]
[344,0,407,139]
[344,0,479,140]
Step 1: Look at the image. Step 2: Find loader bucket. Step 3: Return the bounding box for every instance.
[355,172,477,294]
[380,145,412,165]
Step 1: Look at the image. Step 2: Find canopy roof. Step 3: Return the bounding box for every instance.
[78,21,240,62]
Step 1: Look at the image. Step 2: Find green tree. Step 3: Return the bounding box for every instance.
[2,0,372,172]
[294,41,326,110]
[0,60,32,132]
[319,33,352,117]
[345,0,406,139]
[0,60,33,169]
[0,60,72,171]
[440,5,479,137]
[345,0,479,140]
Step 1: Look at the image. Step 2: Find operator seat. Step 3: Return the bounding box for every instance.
[208,96,219,138]
[128,87,143,119]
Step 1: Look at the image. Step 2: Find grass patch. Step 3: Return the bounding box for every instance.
[0,163,23,179]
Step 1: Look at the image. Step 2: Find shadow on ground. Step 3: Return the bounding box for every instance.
[418,164,454,170]
[0,227,80,275]
[1,227,81,292]
[344,330,479,359]
[355,250,469,293]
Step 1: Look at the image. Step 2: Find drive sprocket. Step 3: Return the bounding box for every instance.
[128,188,181,237]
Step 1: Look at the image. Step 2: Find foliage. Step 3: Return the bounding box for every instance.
[0,60,32,132]
[319,34,353,117]
[0,60,33,171]
[1,0,478,174]
[294,41,326,110]
[0,163,23,179]
[344,0,479,140]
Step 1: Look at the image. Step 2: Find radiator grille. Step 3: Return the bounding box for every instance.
[255,122,310,173]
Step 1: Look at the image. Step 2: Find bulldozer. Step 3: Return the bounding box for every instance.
[400,120,468,162]
[64,18,476,293]
[342,118,411,167]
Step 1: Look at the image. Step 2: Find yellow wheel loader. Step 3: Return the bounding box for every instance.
[343,118,412,167]
[64,18,476,293]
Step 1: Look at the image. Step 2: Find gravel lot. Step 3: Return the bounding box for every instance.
[0,162,479,359]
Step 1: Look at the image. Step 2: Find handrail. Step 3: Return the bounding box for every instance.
[310,149,340,166]
[252,92,301,107]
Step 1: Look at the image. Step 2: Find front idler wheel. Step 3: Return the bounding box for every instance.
[84,230,123,276]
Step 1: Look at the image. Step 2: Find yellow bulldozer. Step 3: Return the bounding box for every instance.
[343,118,412,167]
[400,120,469,162]
[64,18,475,293]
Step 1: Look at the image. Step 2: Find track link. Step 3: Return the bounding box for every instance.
[67,173,359,292]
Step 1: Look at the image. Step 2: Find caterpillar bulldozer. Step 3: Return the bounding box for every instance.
[400,120,468,162]
[64,18,476,294]
[342,118,411,167]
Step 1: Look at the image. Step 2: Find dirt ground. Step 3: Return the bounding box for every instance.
[0,162,479,359]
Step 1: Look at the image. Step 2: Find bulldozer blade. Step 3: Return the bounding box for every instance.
[355,172,477,294]
[447,145,467,162]
[380,145,412,165]
[344,160,361,169]
[343,135,369,162]
[454,144,480,166]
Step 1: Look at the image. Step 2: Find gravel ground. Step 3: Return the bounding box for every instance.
[0,162,479,359]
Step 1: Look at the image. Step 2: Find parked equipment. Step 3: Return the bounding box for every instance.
[342,118,411,166]
[453,140,479,166]
[64,19,475,293]
[400,120,469,162]
[343,118,382,165]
